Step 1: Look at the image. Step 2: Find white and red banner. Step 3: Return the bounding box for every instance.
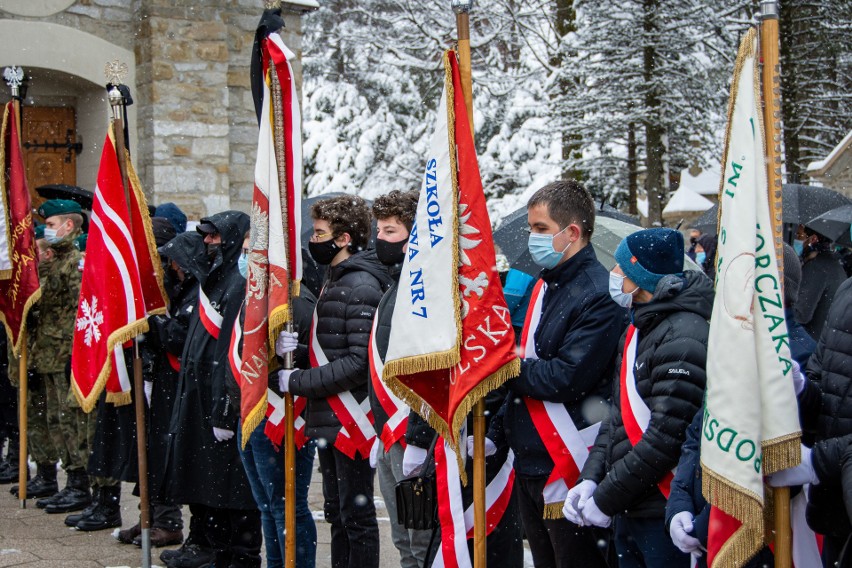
[519,279,601,518]
[0,102,41,356]
[71,127,167,411]
[369,313,408,451]
[383,50,519,453]
[240,30,303,445]
[308,309,376,459]
[701,28,801,567]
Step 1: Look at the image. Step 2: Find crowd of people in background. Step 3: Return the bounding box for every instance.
[2,178,852,568]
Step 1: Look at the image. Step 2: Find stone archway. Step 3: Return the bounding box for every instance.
[0,20,137,191]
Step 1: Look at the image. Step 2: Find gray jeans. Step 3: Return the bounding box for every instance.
[376,441,434,568]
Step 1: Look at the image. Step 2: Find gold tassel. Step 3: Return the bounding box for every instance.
[241,395,268,450]
[542,503,564,520]
[761,433,801,474]
[701,467,764,567]
[106,391,132,406]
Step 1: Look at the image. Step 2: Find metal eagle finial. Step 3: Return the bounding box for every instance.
[104,60,128,86]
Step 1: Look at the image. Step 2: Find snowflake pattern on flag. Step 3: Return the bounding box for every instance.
[76,296,104,347]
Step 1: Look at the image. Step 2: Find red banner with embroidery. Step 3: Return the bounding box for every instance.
[71,127,167,411]
[0,102,41,357]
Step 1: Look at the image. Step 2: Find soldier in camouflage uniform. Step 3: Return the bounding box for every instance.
[27,200,91,513]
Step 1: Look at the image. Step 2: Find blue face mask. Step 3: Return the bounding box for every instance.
[609,271,638,308]
[43,227,60,244]
[793,239,804,257]
[695,252,706,266]
[528,228,572,269]
[238,253,248,279]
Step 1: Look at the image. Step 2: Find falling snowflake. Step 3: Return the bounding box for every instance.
[76,297,104,347]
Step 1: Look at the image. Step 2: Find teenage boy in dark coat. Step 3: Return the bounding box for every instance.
[277,195,391,568]
[566,228,712,567]
[487,180,625,568]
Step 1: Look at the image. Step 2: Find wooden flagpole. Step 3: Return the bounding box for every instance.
[7,70,29,508]
[107,79,152,568]
[265,31,298,566]
[452,3,485,567]
[759,2,792,567]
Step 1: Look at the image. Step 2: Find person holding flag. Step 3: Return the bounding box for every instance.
[488,180,624,568]
[277,194,391,568]
[564,227,712,566]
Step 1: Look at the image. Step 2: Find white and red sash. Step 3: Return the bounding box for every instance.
[519,279,601,517]
[790,487,823,568]
[199,287,223,339]
[308,308,376,459]
[369,313,408,451]
[432,441,516,568]
[228,308,244,386]
[619,324,674,498]
[265,389,308,450]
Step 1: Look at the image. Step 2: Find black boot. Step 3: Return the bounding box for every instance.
[75,485,121,531]
[0,437,21,484]
[65,486,100,527]
[11,463,57,498]
[44,469,91,513]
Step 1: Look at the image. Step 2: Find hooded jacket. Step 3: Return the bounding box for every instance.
[582,270,713,518]
[288,249,391,446]
[165,211,255,509]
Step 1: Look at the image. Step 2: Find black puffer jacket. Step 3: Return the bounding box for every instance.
[799,277,852,537]
[582,271,713,518]
[288,250,391,445]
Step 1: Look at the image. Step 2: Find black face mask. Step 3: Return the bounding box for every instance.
[308,239,341,266]
[206,242,221,260]
[375,238,406,266]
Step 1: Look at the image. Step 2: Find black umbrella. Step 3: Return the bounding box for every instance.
[35,184,94,210]
[691,184,852,236]
[494,206,699,276]
[598,202,641,226]
[805,204,852,247]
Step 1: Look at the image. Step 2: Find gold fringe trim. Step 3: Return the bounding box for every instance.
[2,286,42,359]
[291,280,300,298]
[761,431,801,474]
[715,27,758,267]
[72,317,150,413]
[241,395,268,450]
[0,269,12,279]
[106,391,132,406]
[701,466,764,568]
[543,502,564,520]
[444,50,463,373]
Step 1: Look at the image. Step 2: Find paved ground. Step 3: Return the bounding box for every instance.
[0,462,398,568]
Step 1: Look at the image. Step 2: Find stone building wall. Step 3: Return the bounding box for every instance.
[0,0,314,220]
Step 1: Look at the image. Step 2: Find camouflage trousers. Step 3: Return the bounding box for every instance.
[26,372,89,471]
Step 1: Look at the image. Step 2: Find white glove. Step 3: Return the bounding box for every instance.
[669,511,702,555]
[562,479,597,525]
[466,435,497,458]
[791,360,806,395]
[278,369,294,394]
[275,331,299,357]
[767,445,819,487]
[580,497,611,528]
[213,427,234,442]
[143,380,153,407]
[402,445,429,477]
[369,438,381,469]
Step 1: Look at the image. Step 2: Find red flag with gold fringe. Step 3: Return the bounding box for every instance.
[71,128,166,411]
[0,102,41,356]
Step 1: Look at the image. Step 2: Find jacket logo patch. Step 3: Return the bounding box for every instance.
[668,368,690,376]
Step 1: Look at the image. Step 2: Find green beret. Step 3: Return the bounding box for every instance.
[75,233,88,252]
[37,199,82,219]
[34,224,45,240]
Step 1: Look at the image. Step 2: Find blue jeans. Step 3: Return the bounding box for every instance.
[614,515,690,568]
[239,419,317,568]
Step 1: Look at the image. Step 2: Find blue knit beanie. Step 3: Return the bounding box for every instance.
[614,228,684,293]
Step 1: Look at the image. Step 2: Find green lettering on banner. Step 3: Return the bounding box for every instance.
[717,428,736,452]
[702,406,762,473]
[724,162,743,198]
[736,439,756,462]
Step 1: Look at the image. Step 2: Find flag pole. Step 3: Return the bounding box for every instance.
[107,82,152,568]
[266,36,299,566]
[759,2,791,567]
[452,2,485,567]
[5,67,29,508]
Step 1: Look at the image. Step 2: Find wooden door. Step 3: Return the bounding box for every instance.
[21,107,78,207]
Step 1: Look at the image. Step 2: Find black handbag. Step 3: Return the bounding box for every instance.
[395,433,439,531]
